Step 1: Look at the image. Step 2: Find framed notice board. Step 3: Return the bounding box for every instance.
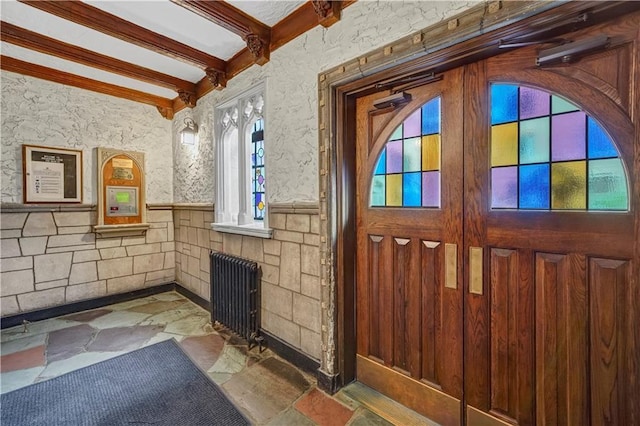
[23,144,83,203]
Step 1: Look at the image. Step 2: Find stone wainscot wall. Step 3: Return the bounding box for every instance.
[174,202,322,360]
[0,204,175,315]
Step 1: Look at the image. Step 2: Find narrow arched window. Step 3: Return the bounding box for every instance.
[370,97,441,208]
[490,84,628,211]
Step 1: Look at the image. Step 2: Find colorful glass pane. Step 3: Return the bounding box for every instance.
[551,95,579,114]
[552,112,586,161]
[403,173,421,206]
[587,117,617,159]
[421,98,440,135]
[389,126,403,141]
[552,161,586,209]
[421,135,440,171]
[588,159,627,210]
[386,140,403,174]
[251,119,265,220]
[368,97,441,208]
[519,164,549,209]
[519,117,549,164]
[422,172,440,207]
[491,84,518,125]
[492,167,518,208]
[371,176,385,206]
[403,109,421,138]
[490,83,628,211]
[374,149,386,175]
[386,174,402,206]
[520,87,549,119]
[403,138,421,172]
[491,122,518,166]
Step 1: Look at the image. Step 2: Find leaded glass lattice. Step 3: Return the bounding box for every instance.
[370,97,441,207]
[251,119,265,220]
[490,84,628,211]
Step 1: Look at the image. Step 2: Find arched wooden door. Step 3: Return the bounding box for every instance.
[354,11,639,426]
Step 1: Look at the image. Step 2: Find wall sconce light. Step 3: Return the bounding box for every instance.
[180,118,198,145]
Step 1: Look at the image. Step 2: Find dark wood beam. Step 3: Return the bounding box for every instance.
[171,0,271,65]
[191,0,355,107]
[1,56,174,119]
[19,0,226,72]
[0,21,196,94]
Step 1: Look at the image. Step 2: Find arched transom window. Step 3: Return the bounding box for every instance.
[370,97,441,208]
[490,83,629,211]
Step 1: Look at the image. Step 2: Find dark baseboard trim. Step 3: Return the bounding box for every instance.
[174,284,211,311]
[1,283,175,329]
[317,370,341,395]
[259,329,320,375]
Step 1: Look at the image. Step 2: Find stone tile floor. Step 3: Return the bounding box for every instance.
[0,291,401,425]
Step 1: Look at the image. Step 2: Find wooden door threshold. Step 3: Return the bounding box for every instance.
[335,381,441,426]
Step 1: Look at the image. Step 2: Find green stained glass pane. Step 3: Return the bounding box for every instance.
[386,175,402,206]
[588,159,628,210]
[552,161,586,209]
[370,175,386,206]
[519,117,549,164]
[389,126,403,141]
[552,95,579,114]
[403,138,421,172]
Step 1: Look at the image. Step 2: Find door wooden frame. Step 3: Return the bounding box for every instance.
[317,0,640,394]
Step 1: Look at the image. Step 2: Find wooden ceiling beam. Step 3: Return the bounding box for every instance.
[171,0,271,65]
[0,21,196,94]
[1,56,174,118]
[192,0,355,104]
[19,0,226,73]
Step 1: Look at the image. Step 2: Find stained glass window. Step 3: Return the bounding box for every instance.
[490,84,628,211]
[251,119,265,220]
[370,97,441,207]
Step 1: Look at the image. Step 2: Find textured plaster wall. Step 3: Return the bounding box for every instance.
[1,72,173,204]
[175,0,478,204]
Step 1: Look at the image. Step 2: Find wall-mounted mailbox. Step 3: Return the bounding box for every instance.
[94,148,149,237]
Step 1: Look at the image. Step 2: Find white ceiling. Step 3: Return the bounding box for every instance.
[0,0,308,107]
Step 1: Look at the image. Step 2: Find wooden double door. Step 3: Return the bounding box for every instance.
[354,18,638,426]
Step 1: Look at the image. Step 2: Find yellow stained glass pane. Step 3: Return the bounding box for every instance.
[386,174,402,206]
[552,161,586,209]
[491,122,518,167]
[422,134,440,171]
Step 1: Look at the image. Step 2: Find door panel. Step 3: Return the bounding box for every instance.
[464,15,639,425]
[355,67,464,425]
[355,11,639,426]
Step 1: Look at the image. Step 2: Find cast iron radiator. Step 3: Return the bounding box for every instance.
[210,252,263,349]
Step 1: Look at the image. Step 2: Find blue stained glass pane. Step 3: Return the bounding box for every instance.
[251,153,257,166]
[491,84,519,125]
[421,97,440,135]
[519,164,550,209]
[403,172,421,207]
[374,149,386,175]
[588,117,618,159]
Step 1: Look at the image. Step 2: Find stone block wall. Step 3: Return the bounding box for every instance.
[173,203,322,360]
[0,205,175,316]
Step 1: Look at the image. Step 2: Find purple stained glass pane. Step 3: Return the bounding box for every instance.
[552,111,586,161]
[403,108,421,138]
[386,140,403,174]
[520,87,550,120]
[422,171,440,207]
[491,167,518,208]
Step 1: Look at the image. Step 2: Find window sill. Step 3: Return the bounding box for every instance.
[211,222,273,239]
